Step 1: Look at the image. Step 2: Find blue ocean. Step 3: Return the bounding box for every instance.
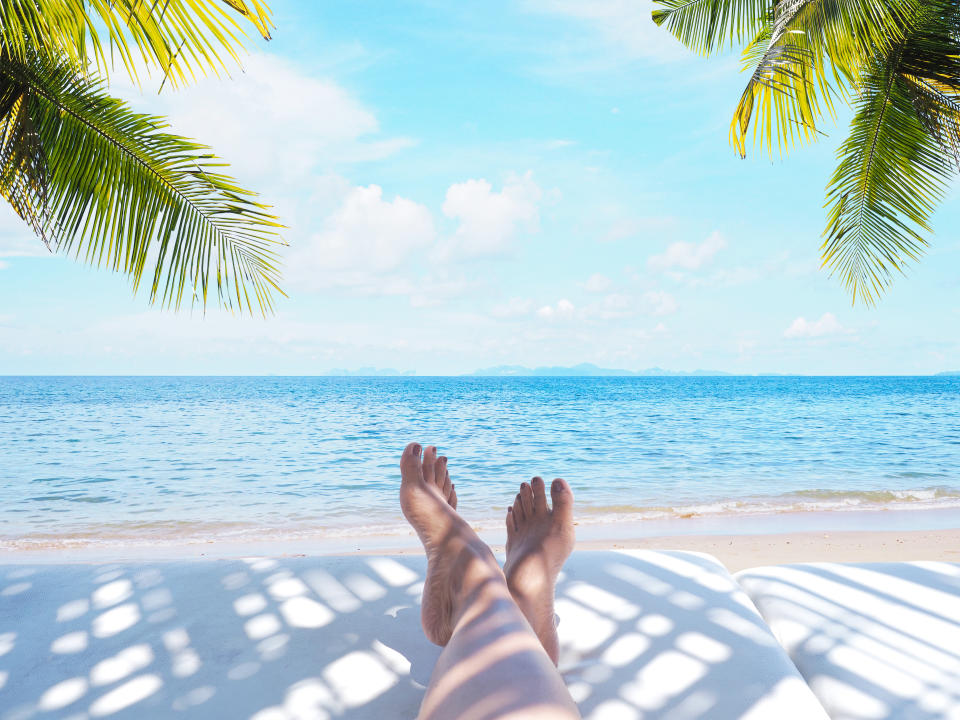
[2,376,959,549]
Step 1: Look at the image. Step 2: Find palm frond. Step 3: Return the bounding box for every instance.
[0,50,284,313]
[730,0,914,158]
[822,2,959,304]
[651,0,770,55]
[0,0,274,89]
[0,81,49,241]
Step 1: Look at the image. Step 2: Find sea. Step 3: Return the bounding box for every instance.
[2,376,959,552]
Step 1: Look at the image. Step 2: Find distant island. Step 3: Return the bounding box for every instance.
[312,366,959,377]
[469,363,731,377]
[323,367,415,376]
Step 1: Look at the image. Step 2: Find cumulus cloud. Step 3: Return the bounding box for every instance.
[442,172,542,256]
[642,290,678,316]
[582,273,612,293]
[0,206,51,258]
[522,0,690,65]
[113,53,414,187]
[537,299,575,319]
[286,185,434,289]
[491,298,535,318]
[583,293,632,319]
[783,312,845,339]
[579,290,677,320]
[648,231,726,271]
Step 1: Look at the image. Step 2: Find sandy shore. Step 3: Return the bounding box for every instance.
[3,527,958,570]
[569,528,960,572]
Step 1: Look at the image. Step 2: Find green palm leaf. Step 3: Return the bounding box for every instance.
[822,2,960,304]
[651,0,770,55]
[654,0,958,303]
[0,50,284,312]
[0,0,274,89]
[729,0,913,158]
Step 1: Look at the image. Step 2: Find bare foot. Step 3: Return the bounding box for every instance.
[503,477,575,664]
[400,442,498,646]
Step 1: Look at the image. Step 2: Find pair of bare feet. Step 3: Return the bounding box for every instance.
[399,442,575,664]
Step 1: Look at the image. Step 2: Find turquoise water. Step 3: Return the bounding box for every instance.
[2,376,959,548]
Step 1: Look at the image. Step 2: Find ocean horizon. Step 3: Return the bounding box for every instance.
[3,375,959,551]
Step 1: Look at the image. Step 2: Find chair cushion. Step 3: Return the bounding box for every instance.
[736,562,960,720]
[557,550,829,719]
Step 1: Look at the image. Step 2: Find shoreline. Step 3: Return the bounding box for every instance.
[4,506,960,555]
[3,525,959,572]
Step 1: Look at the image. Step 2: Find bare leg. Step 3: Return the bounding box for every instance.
[504,477,575,665]
[400,443,580,720]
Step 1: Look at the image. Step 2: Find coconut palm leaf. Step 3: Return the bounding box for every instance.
[0,80,49,240]
[0,50,284,312]
[729,0,913,157]
[0,0,274,89]
[651,0,770,55]
[822,2,960,304]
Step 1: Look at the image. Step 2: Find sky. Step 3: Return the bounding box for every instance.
[1,0,958,375]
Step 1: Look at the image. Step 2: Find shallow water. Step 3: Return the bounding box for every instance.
[1,376,959,547]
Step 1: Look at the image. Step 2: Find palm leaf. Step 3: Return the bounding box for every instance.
[822,2,960,304]
[0,82,49,241]
[729,0,914,158]
[651,0,770,55]
[0,50,284,313]
[0,0,274,89]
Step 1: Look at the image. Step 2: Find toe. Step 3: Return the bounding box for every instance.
[436,455,449,491]
[513,493,525,522]
[506,506,516,534]
[422,446,437,485]
[449,484,457,510]
[440,467,452,499]
[400,442,423,482]
[531,476,548,513]
[520,482,534,515]
[550,478,574,521]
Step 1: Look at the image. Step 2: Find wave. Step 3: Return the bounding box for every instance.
[3,486,960,550]
[573,486,960,524]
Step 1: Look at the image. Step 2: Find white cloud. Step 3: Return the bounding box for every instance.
[522,0,690,66]
[491,298,535,318]
[287,185,434,290]
[442,172,542,256]
[583,273,612,293]
[648,231,726,271]
[642,290,678,316]
[537,299,575,319]
[583,292,632,320]
[783,312,845,339]
[580,290,677,320]
[113,53,414,188]
[0,206,52,258]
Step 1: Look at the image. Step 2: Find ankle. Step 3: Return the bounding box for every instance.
[450,547,508,616]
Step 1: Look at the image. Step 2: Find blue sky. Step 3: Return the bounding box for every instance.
[1,0,958,374]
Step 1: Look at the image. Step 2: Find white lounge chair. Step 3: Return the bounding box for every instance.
[1,553,957,719]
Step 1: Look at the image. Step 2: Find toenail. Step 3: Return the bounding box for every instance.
[411,443,421,455]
